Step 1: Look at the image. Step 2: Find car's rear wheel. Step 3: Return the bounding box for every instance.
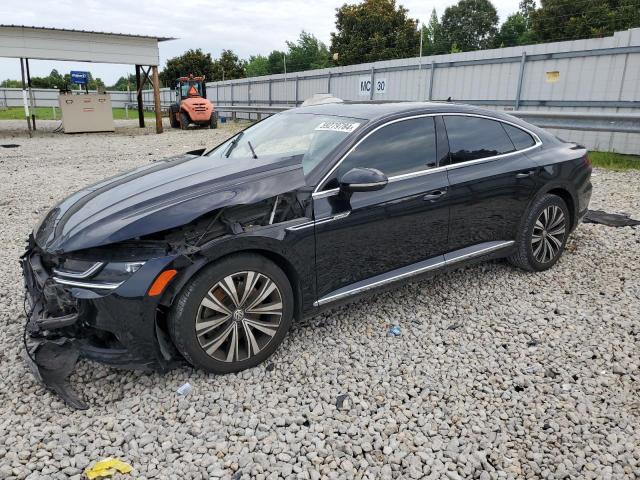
[169,254,293,373]
[509,194,570,271]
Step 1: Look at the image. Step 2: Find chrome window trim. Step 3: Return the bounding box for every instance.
[52,261,104,279]
[52,277,123,290]
[312,112,542,199]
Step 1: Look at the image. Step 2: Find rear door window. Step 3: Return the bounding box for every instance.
[502,123,536,150]
[333,116,437,182]
[444,116,515,164]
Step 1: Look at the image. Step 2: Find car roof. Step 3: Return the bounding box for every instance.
[291,101,505,121]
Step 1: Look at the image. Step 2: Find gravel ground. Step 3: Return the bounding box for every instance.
[0,120,638,480]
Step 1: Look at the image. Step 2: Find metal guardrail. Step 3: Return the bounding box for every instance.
[214,104,640,134]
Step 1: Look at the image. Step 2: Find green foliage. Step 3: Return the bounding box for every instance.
[267,50,287,74]
[108,74,143,91]
[497,13,531,47]
[0,79,22,88]
[588,151,640,171]
[441,0,499,52]
[213,49,247,80]
[0,69,106,90]
[285,31,330,72]
[330,0,420,66]
[0,107,154,121]
[531,0,640,42]
[425,8,449,55]
[160,49,217,85]
[245,55,270,77]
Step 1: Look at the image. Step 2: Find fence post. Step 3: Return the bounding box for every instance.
[369,66,375,101]
[231,83,234,106]
[268,79,272,106]
[327,72,331,94]
[248,81,251,105]
[216,84,219,105]
[295,76,299,106]
[515,51,527,110]
[428,61,436,101]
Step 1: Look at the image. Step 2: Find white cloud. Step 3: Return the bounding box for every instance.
[0,0,519,84]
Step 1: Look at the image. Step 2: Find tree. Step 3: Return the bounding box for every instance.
[441,0,499,52]
[109,74,143,91]
[160,49,217,86]
[212,49,246,81]
[267,50,287,74]
[497,13,529,46]
[424,8,449,54]
[330,0,420,66]
[530,0,640,42]
[285,31,330,72]
[0,79,21,88]
[246,55,270,77]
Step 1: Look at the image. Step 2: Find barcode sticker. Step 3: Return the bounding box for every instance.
[315,121,360,133]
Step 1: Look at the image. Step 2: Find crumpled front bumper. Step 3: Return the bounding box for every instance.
[21,244,180,409]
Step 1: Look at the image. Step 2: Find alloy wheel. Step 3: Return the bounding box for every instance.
[532,205,566,263]
[195,271,283,363]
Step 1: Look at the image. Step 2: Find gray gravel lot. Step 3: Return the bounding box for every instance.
[0,119,638,479]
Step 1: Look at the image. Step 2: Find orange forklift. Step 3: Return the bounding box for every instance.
[169,74,217,129]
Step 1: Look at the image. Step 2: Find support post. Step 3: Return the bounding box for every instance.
[268,79,272,106]
[428,61,436,101]
[369,66,375,101]
[515,51,527,110]
[294,76,299,106]
[19,58,32,136]
[151,65,163,134]
[25,58,36,130]
[248,81,251,105]
[327,72,331,94]
[231,83,234,106]
[135,65,145,128]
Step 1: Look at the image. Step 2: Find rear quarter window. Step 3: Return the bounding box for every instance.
[502,123,536,150]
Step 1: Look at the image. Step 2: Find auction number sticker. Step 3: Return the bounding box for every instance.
[315,121,361,133]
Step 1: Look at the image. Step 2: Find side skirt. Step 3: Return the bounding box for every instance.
[314,240,514,307]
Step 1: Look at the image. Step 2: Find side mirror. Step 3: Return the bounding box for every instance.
[339,167,388,192]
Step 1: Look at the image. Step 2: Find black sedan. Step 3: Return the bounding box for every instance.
[21,102,592,408]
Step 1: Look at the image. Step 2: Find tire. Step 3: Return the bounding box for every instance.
[169,253,294,373]
[169,112,180,129]
[209,113,218,129]
[180,112,190,130]
[509,194,570,272]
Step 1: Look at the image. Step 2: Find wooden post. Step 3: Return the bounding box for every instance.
[151,65,163,134]
[19,58,32,136]
[135,65,145,128]
[25,58,36,130]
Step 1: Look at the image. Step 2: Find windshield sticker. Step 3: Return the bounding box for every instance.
[315,121,360,133]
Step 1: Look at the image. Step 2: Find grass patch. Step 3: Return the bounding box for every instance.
[589,151,640,171]
[0,106,155,121]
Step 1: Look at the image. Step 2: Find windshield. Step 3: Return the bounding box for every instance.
[181,82,202,98]
[207,112,365,175]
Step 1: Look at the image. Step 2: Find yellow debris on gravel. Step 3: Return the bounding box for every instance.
[84,458,133,479]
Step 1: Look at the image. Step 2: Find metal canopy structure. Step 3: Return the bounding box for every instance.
[0,24,175,134]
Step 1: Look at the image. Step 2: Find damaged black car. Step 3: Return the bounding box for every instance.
[21,102,592,408]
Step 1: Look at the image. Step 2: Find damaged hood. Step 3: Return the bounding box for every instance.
[35,152,306,253]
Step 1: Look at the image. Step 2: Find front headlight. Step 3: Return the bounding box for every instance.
[91,261,146,283]
[53,260,146,290]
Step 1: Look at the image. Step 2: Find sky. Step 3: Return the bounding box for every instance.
[0,0,519,85]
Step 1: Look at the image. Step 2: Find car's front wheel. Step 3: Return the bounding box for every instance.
[509,194,570,271]
[169,254,294,373]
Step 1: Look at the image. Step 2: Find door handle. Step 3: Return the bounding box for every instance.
[423,189,447,201]
[515,170,535,179]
